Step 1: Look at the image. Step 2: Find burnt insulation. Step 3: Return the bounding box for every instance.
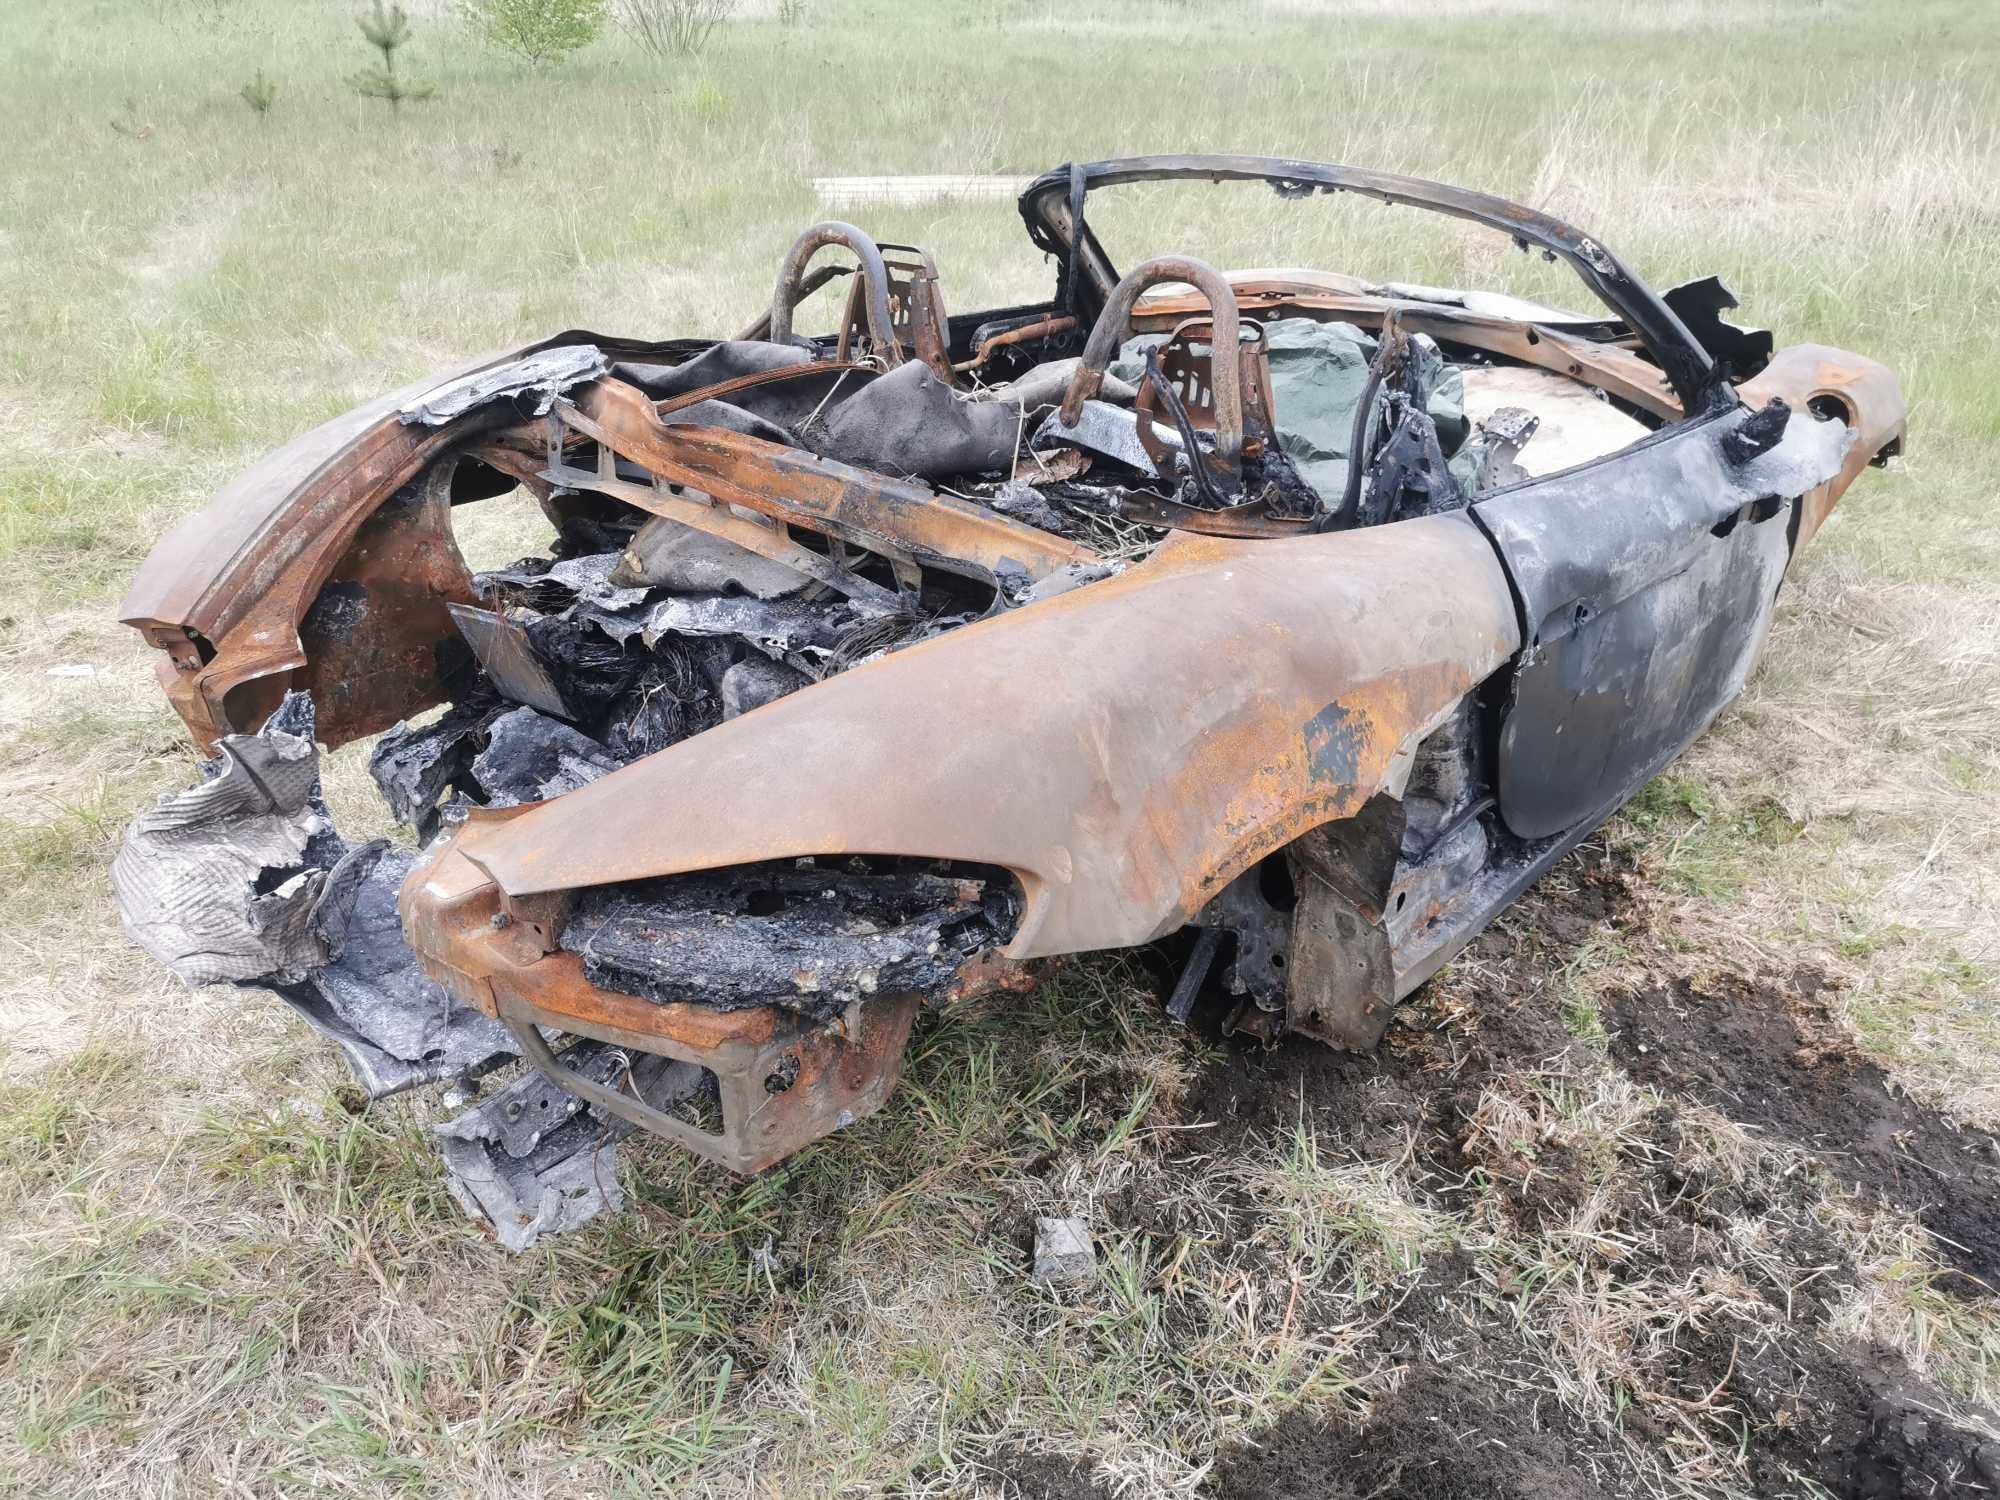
[562,858,1021,1021]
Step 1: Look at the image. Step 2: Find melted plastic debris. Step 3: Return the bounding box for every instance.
[278,845,517,1098]
[112,693,339,986]
[474,551,650,615]
[115,695,518,1099]
[398,344,607,426]
[1035,399,1173,478]
[470,706,622,808]
[367,693,505,836]
[610,516,808,598]
[434,1040,710,1251]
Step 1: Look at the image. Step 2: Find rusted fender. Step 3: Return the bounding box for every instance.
[1737,343,1906,549]
[453,513,1521,959]
[117,332,695,750]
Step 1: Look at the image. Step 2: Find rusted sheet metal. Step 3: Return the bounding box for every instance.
[121,334,621,642]
[126,410,481,749]
[120,361,488,643]
[143,447,484,751]
[1737,343,1906,547]
[571,379,1097,587]
[444,512,1520,958]
[118,333,699,749]
[290,465,478,743]
[401,812,920,1172]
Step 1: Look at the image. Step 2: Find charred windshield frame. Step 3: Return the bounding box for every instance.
[1018,155,1728,418]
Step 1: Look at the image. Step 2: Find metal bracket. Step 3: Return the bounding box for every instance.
[501,1014,721,1154]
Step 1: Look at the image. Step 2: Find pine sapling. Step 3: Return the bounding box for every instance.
[349,1,435,112]
[239,70,278,117]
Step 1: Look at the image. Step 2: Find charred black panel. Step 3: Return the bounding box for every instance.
[1475,401,1850,839]
[1496,508,1789,837]
[1662,275,1774,384]
[563,859,1020,1021]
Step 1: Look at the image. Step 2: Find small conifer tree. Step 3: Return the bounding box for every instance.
[349,2,435,112]
[239,70,278,117]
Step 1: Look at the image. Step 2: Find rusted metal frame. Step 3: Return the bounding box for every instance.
[540,457,904,614]
[734,263,853,342]
[954,313,1080,373]
[841,242,953,381]
[652,358,873,418]
[499,1012,723,1154]
[1114,491,1310,538]
[1280,801,1403,1049]
[1135,316,1278,473]
[570,378,1099,588]
[470,428,919,610]
[462,437,557,496]
[769,222,900,359]
[492,982,920,1173]
[400,822,925,1172]
[1057,256,1245,464]
[1019,156,1721,414]
[1133,290,1683,421]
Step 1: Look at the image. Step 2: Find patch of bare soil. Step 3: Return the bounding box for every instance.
[983,1448,1114,1500]
[1678,1327,2000,1498]
[1608,970,2000,1296]
[1214,1366,1612,1500]
[1180,848,2000,1498]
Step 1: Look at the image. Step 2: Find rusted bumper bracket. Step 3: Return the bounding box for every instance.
[402,812,921,1173]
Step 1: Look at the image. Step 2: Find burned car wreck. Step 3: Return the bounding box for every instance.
[114,155,1904,1248]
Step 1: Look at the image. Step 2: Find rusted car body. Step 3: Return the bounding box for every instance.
[115,155,1903,1244]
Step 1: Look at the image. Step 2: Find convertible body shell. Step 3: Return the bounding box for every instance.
[117,155,1905,1199]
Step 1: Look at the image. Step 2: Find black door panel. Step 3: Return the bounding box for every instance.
[1475,402,1850,840]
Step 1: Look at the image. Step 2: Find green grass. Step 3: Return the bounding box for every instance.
[3,0,1999,1494]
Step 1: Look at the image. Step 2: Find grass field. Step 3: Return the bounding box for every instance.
[2,0,1998,1495]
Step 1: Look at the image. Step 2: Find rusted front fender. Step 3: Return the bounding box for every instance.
[450,512,1521,959]
[1738,343,1906,549]
[117,332,697,751]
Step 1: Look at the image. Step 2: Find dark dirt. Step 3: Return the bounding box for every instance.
[1168,844,2000,1499]
[1670,1324,2000,1498]
[1214,1368,1616,1500]
[1608,969,2000,1296]
[983,1448,1115,1500]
